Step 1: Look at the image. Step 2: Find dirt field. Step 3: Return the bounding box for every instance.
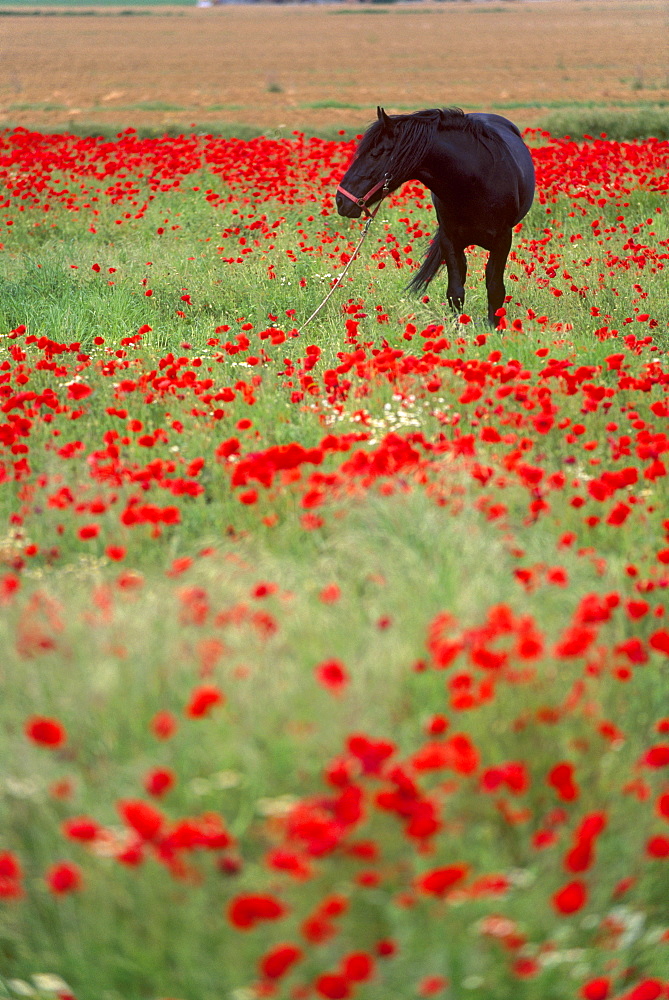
[1,0,668,132]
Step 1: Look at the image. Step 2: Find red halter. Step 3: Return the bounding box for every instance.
[336,173,392,218]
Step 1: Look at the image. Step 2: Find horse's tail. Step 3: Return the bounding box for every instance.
[406,230,443,293]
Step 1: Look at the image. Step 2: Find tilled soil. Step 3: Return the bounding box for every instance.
[1,0,668,133]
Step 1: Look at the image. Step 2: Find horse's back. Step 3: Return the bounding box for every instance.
[468,112,535,221]
[469,112,522,139]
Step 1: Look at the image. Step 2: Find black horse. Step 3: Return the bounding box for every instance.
[336,107,535,327]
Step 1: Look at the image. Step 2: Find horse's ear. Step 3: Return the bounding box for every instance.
[377,106,393,132]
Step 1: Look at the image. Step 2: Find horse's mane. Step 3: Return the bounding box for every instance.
[356,107,503,178]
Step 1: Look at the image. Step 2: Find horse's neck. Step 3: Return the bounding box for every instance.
[412,131,477,192]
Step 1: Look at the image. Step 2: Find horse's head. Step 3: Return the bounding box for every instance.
[336,107,395,219]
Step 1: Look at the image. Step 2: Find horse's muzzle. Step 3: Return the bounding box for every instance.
[335,191,363,218]
[335,174,392,219]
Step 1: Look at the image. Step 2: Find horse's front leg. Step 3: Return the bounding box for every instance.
[484,229,512,327]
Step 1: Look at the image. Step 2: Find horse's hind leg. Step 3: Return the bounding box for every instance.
[442,240,467,316]
[452,249,467,313]
[485,230,512,327]
[432,199,467,316]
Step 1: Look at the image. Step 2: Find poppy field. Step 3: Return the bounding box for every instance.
[1,124,669,1000]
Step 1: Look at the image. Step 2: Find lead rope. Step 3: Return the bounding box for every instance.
[296,195,386,335]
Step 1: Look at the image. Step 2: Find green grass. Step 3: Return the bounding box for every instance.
[539,106,669,140]
[204,103,244,112]
[6,102,68,111]
[5,103,668,142]
[300,101,368,111]
[102,101,190,112]
[0,120,272,140]
[491,99,669,110]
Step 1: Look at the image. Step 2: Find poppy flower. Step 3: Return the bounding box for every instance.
[341,952,374,982]
[580,978,610,1000]
[186,684,225,718]
[416,864,469,897]
[552,879,588,914]
[0,851,21,881]
[259,944,303,980]
[418,976,449,996]
[25,716,66,748]
[649,630,669,655]
[314,974,350,999]
[513,957,540,978]
[315,659,349,694]
[118,799,164,841]
[106,545,126,561]
[151,710,178,740]
[78,524,100,541]
[67,382,92,401]
[46,861,82,895]
[627,981,663,1000]
[547,761,579,801]
[564,841,594,873]
[144,767,176,798]
[0,851,23,899]
[641,744,669,767]
[646,835,669,858]
[227,893,286,930]
[319,584,341,603]
[62,817,102,842]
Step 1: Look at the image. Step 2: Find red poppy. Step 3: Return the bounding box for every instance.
[416,864,469,897]
[259,943,303,980]
[565,841,594,873]
[151,711,178,740]
[78,524,100,541]
[25,715,66,748]
[46,861,82,895]
[118,799,164,841]
[580,978,610,1000]
[552,879,588,914]
[319,584,341,603]
[0,851,23,899]
[657,792,669,819]
[227,893,286,930]
[646,835,669,858]
[376,939,397,957]
[606,501,632,526]
[641,744,669,767]
[67,382,93,400]
[418,976,449,996]
[106,545,126,561]
[547,761,579,801]
[649,630,669,655]
[62,817,102,842]
[315,659,349,694]
[513,957,540,978]
[186,684,225,718]
[0,851,21,880]
[144,768,176,798]
[314,974,350,999]
[627,982,663,1000]
[341,952,374,982]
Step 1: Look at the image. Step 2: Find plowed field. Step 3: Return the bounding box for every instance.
[1,0,668,132]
